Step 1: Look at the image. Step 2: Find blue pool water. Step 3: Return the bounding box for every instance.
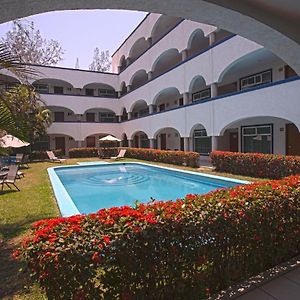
[52,163,244,215]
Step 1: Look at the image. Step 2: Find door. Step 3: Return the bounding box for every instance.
[180,138,184,151]
[86,136,96,148]
[160,134,166,150]
[286,124,300,155]
[134,135,139,148]
[229,132,239,152]
[55,137,65,155]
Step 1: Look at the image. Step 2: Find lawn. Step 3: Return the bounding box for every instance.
[0,158,261,299]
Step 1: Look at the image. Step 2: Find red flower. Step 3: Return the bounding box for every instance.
[103,235,110,245]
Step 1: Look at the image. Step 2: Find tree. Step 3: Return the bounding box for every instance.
[89,47,111,72]
[2,84,52,143]
[2,20,64,66]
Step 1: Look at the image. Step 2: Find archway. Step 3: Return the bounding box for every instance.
[131,131,149,148]
[154,127,182,151]
[189,75,210,102]
[130,99,149,119]
[129,69,148,90]
[153,87,181,111]
[189,124,211,155]
[187,29,209,58]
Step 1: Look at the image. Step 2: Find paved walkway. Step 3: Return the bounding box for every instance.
[237,266,300,300]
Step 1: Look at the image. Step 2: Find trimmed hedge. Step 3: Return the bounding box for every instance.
[14,175,300,299]
[210,151,300,179]
[30,150,63,161]
[121,147,200,167]
[68,147,118,158]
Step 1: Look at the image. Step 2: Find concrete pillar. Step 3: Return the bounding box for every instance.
[126,58,131,67]
[128,139,133,148]
[210,83,218,98]
[76,114,82,122]
[148,71,153,80]
[117,115,122,122]
[148,104,155,114]
[117,91,122,98]
[209,32,216,46]
[117,66,121,73]
[149,138,155,149]
[184,137,190,151]
[183,92,189,105]
[211,136,218,152]
[181,49,188,61]
[77,141,84,148]
[127,85,132,93]
[127,112,132,120]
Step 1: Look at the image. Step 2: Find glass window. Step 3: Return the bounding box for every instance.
[242,125,272,154]
[85,88,94,96]
[240,70,272,90]
[53,86,64,94]
[193,129,211,154]
[99,112,116,123]
[192,88,211,102]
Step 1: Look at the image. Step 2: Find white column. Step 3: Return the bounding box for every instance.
[148,104,155,114]
[147,37,152,47]
[210,83,218,98]
[117,66,121,73]
[183,92,189,105]
[117,91,122,98]
[148,71,153,80]
[77,141,83,148]
[184,137,190,151]
[128,139,133,148]
[181,49,188,61]
[211,136,218,152]
[126,58,131,67]
[209,32,216,46]
[127,85,132,93]
[117,115,122,122]
[149,138,155,149]
[127,112,132,120]
[76,114,82,122]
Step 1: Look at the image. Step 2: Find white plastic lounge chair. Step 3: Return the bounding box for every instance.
[46,151,66,163]
[0,165,20,191]
[111,149,126,160]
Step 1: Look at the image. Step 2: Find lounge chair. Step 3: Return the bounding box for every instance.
[0,165,20,191]
[19,154,29,169]
[46,151,66,163]
[111,149,126,160]
[15,153,24,164]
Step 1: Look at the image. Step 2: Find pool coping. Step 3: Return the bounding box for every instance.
[47,162,250,217]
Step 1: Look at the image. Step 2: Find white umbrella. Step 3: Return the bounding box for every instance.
[0,135,30,148]
[99,135,121,142]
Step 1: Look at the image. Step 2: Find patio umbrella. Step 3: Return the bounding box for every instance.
[99,135,121,142]
[0,135,30,148]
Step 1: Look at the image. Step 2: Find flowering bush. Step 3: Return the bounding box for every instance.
[121,147,200,167]
[14,175,300,299]
[210,151,300,179]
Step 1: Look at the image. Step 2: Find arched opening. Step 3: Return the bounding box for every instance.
[84,108,117,123]
[48,133,75,155]
[32,78,73,95]
[130,69,148,90]
[85,133,116,148]
[119,55,126,72]
[47,106,76,122]
[214,29,233,44]
[217,48,285,97]
[189,76,210,102]
[119,81,127,96]
[0,74,20,91]
[152,48,181,78]
[187,29,209,58]
[151,15,182,44]
[190,124,211,155]
[128,37,149,64]
[131,131,149,148]
[83,83,116,98]
[153,87,182,112]
[130,100,149,119]
[154,127,183,151]
[218,116,300,155]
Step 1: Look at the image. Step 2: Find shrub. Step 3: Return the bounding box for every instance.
[68,147,119,158]
[14,175,300,299]
[121,147,200,167]
[30,149,63,161]
[210,151,300,179]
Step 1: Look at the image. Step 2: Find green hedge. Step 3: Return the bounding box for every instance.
[30,150,63,161]
[121,147,200,167]
[210,151,300,179]
[68,147,119,158]
[15,175,300,299]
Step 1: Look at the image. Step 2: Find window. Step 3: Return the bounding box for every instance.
[193,129,211,155]
[86,113,95,122]
[54,112,64,122]
[33,84,49,93]
[99,112,116,123]
[85,88,94,96]
[192,88,211,102]
[242,124,272,154]
[98,89,116,98]
[139,108,149,117]
[240,70,272,90]
[53,86,64,94]
[86,136,96,147]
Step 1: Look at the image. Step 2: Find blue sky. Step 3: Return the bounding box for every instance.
[0,10,147,70]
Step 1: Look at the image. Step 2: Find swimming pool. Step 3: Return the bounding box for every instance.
[48,162,248,216]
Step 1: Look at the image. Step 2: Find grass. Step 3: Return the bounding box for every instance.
[0,157,261,299]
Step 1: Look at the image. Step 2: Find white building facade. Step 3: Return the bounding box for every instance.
[1,13,300,156]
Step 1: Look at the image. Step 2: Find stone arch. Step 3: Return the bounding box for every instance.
[128,37,149,62]
[187,28,209,57]
[129,69,148,90]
